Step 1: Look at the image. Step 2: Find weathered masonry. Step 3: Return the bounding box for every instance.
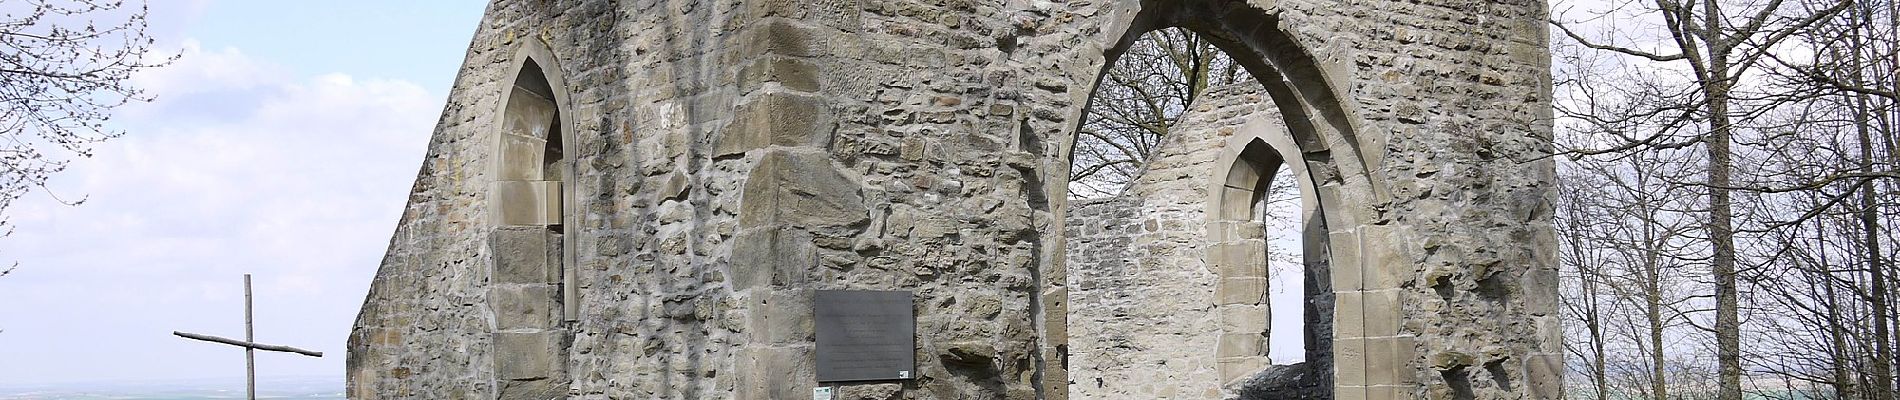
[346,0,1560,398]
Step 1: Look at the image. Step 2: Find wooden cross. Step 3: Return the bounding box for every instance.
[173,274,323,400]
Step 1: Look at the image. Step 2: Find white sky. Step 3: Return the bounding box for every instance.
[0,0,486,386]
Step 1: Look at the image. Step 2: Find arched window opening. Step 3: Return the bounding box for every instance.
[518,59,576,322]
[488,51,575,399]
[1063,25,1333,399]
[1221,139,1332,399]
[1257,159,1306,365]
[503,58,576,322]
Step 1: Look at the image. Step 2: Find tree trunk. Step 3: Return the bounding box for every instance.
[1704,30,1745,400]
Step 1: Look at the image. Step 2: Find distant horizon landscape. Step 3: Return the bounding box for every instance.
[0,375,342,400]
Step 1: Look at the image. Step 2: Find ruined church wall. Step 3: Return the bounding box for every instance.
[352,0,1076,397]
[1064,193,1224,399]
[1063,83,1301,400]
[349,0,1560,398]
[347,0,763,397]
[346,1,519,397]
[1120,1,1553,399]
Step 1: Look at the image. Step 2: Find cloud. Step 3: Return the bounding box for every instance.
[0,40,440,384]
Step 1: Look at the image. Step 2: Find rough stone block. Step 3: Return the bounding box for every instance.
[1334,338,1367,386]
[1365,336,1414,385]
[1335,386,1368,400]
[1206,221,1237,242]
[1395,336,1419,384]
[1364,386,1397,400]
[489,180,561,227]
[1524,353,1563,400]
[1364,264,1406,291]
[1521,267,1559,316]
[742,346,816,399]
[1217,304,1268,333]
[714,92,836,156]
[1303,219,1330,259]
[728,227,816,289]
[737,18,822,59]
[1329,231,1363,291]
[747,0,863,30]
[1236,221,1267,240]
[1334,291,1364,338]
[1363,289,1400,337]
[490,228,554,284]
[746,289,814,344]
[1537,315,1563,353]
[495,331,562,380]
[491,284,558,330]
[1043,287,1069,340]
[498,378,565,400]
[1218,356,1266,384]
[1359,225,1403,290]
[1217,333,1266,358]
[837,383,903,400]
[737,149,867,228]
[738,56,821,93]
[1215,277,1268,305]
[1210,241,1268,278]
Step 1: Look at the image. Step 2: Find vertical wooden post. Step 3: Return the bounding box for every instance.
[245,274,255,400]
[172,273,320,397]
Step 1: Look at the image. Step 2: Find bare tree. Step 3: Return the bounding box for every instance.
[0,0,173,275]
[1554,0,1866,396]
[1553,0,1900,397]
[1072,27,1248,198]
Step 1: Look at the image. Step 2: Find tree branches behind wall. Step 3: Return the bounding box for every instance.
[0,0,174,269]
[1071,27,1248,199]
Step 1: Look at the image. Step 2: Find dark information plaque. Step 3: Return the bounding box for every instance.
[814,290,915,382]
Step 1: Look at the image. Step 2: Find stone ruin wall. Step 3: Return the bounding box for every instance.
[1066,194,1225,398]
[1064,83,1325,399]
[347,0,1561,398]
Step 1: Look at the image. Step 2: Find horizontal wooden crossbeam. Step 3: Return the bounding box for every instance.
[173,331,323,357]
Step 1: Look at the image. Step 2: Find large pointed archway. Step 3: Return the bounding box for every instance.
[1057,1,1399,398]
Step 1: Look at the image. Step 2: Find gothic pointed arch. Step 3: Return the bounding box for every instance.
[486,37,577,400]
